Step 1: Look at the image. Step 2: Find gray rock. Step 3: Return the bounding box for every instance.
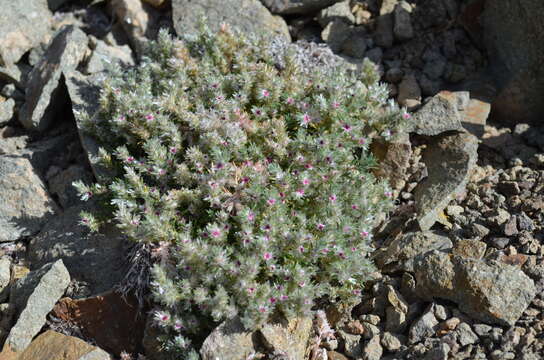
[482,0,544,125]
[0,156,58,242]
[456,323,478,346]
[374,14,394,48]
[408,305,439,344]
[322,20,352,53]
[424,342,450,360]
[385,306,406,333]
[47,164,94,209]
[0,0,53,65]
[410,91,464,136]
[19,25,88,132]
[365,47,383,65]
[259,315,313,360]
[173,0,290,41]
[0,98,15,126]
[1,84,24,101]
[433,305,449,321]
[341,27,367,58]
[397,74,421,108]
[28,202,128,297]
[414,132,478,231]
[0,64,24,88]
[200,317,254,360]
[385,68,403,83]
[393,2,413,41]
[517,212,534,232]
[361,322,381,340]
[317,0,354,27]
[6,260,70,352]
[64,71,114,181]
[261,0,342,14]
[85,39,134,74]
[381,332,402,352]
[473,324,492,336]
[339,330,362,359]
[373,231,453,272]
[0,257,11,302]
[414,250,537,326]
[362,335,383,360]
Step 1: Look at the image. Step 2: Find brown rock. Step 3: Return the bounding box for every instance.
[370,133,412,191]
[499,254,528,268]
[327,351,350,360]
[460,98,490,137]
[437,317,460,336]
[15,330,110,360]
[52,291,146,356]
[452,239,487,260]
[344,320,365,335]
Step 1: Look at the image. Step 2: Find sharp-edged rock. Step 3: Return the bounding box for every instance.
[408,304,438,344]
[0,98,15,126]
[199,317,256,360]
[19,25,88,132]
[14,330,111,360]
[409,91,464,136]
[259,315,313,360]
[0,156,58,242]
[373,231,453,273]
[261,0,343,15]
[317,0,354,27]
[414,250,537,326]
[0,0,53,66]
[370,132,412,191]
[28,202,128,297]
[85,38,134,74]
[414,131,478,231]
[172,0,290,41]
[6,260,70,352]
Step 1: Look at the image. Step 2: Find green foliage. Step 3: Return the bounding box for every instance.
[75,22,404,356]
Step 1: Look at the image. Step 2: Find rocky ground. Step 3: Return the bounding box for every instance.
[0,0,543,359]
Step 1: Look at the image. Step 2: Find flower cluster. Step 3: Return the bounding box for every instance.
[75,22,402,356]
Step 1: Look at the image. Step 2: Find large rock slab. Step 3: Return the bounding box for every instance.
[28,202,128,297]
[0,156,58,242]
[52,291,145,355]
[15,330,111,360]
[373,231,453,273]
[482,0,544,125]
[19,25,88,132]
[6,260,71,352]
[200,315,312,360]
[0,0,53,66]
[261,0,342,14]
[173,0,290,41]
[414,250,536,326]
[409,91,464,136]
[414,132,478,231]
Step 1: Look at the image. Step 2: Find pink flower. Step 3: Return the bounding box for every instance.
[329,194,337,202]
[317,223,325,230]
[254,108,263,116]
[280,295,289,301]
[211,230,221,238]
[145,114,154,121]
[301,113,311,126]
[358,138,366,145]
[269,297,277,304]
[342,124,352,132]
[241,176,250,184]
[169,147,177,154]
[302,178,310,185]
[126,156,134,163]
[351,204,358,210]
[263,252,272,261]
[332,102,340,109]
[384,191,393,198]
[258,306,267,313]
[261,89,270,98]
[295,189,305,197]
[298,281,306,288]
[304,163,313,170]
[247,287,255,294]
[321,248,329,254]
[286,97,295,105]
[353,289,361,295]
[267,198,276,205]
[299,246,305,253]
[247,212,255,221]
[402,112,411,120]
[131,219,140,226]
[361,230,369,237]
[118,115,126,121]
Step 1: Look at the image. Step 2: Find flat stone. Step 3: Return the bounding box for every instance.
[16,330,111,360]
[28,202,128,297]
[370,133,412,191]
[456,322,478,346]
[397,74,421,108]
[19,25,88,132]
[317,0,354,27]
[52,291,146,355]
[381,332,402,352]
[261,0,342,14]
[6,260,70,352]
[85,39,134,74]
[173,0,290,41]
[452,239,487,260]
[361,335,383,360]
[414,132,478,231]
[0,99,15,126]
[373,231,453,273]
[408,305,439,344]
[460,98,490,137]
[0,156,58,242]
[0,0,53,65]
[339,330,362,359]
[414,250,537,326]
[409,91,464,136]
[200,317,254,360]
